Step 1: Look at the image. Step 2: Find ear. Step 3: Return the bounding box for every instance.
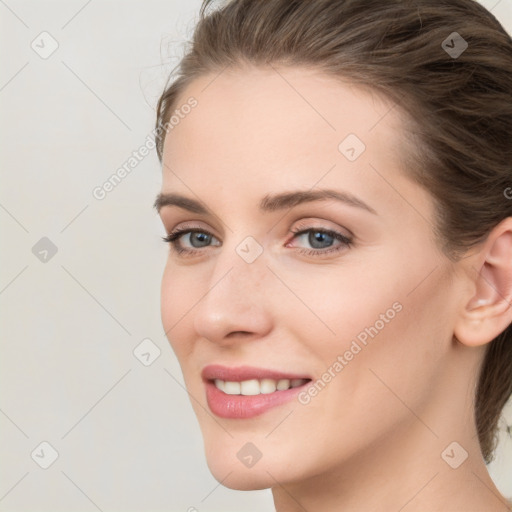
[454,217,512,347]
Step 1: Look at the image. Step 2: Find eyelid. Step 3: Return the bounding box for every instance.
[291,217,354,238]
[164,218,351,243]
[163,220,216,237]
[163,219,353,259]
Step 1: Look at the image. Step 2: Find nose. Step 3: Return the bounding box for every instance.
[192,248,274,346]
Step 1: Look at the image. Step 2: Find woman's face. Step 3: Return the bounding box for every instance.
[156,66,465,489]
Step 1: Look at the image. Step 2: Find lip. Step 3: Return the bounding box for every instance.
[202,364,312,419]
[201,364,311,382]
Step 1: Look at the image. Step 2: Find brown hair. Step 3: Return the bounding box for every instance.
[154,0,512,464]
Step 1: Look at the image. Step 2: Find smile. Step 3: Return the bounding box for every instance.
[214,378,310,395]
[202,365,312,419]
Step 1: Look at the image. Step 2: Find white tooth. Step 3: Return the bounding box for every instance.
[260,378,277,394]
[276,379,290,391]
[240,379,260,395]
[224,381,241,394]
[216,378,302,395]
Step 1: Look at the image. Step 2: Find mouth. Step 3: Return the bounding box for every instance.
[201,364,313,419]
[212,377,310,395]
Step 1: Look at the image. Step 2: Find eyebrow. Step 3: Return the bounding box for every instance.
[153,189,377,215]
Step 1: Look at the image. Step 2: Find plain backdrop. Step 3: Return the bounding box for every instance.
[1,1,511,511]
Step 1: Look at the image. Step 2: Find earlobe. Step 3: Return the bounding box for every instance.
[454,218,512,348]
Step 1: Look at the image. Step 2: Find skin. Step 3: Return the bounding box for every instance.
[156,65,512,511]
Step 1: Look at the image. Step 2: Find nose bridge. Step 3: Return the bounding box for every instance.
[209,233,268,297]
[192,236,272,342]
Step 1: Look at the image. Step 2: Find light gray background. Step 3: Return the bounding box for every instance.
[1,1,511,511]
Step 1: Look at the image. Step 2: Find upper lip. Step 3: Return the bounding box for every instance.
[201,364,312,382]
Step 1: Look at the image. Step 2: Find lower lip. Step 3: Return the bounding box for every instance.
[205,380,311,419]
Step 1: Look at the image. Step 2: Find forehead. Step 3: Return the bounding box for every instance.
[161,65,410,206]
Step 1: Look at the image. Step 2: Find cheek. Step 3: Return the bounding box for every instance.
[274,257,405,359]
[285,241,449,352]
[284,252,453,401]
[160,262,198,359]
[312,262,453,420]
[275,266,453,471]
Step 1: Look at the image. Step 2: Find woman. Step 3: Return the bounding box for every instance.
[153,0,512,510]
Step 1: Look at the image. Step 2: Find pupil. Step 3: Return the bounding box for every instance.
[310,231,333,249]
[191,232,210,248]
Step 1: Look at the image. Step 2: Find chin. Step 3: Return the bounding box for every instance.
[218,473,272,491]
[203,435,322,492]
[203,439,293,490]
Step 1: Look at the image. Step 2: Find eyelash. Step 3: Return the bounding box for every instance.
[161,225,352,258]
